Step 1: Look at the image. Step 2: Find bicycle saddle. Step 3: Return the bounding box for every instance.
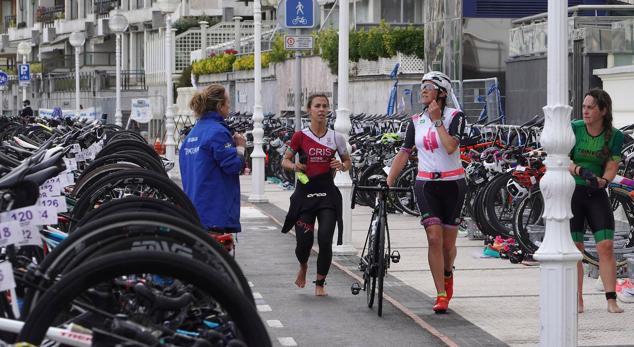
[367,174,387,186]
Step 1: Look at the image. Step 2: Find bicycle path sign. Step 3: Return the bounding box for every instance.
[285,0,315,28]
[0,71,7,91]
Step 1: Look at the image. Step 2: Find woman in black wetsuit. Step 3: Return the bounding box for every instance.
[281,94,352,296]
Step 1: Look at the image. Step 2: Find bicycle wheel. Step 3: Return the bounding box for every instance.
[512,188,544,254]
[17,251,271,347]
[69,169,198,229]
[483,172,515,238]
[22,212,252,315]
[394,166,419,216]
[365,211,379,308]
[582,187,633,268]
[377,212,387,317]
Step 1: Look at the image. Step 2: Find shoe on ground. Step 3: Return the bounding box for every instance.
[445,275,454,301]
[617,288,634,303]
[594,277,605,292]
[616,279,634,293]
[433,295,449,313]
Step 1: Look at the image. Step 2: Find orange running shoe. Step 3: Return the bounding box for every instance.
[445,275,454,301]
[433,295,449,313]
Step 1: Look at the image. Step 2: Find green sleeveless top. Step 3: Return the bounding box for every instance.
[570,120,623,186]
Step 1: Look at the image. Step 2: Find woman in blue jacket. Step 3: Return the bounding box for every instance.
[179,84,246,233]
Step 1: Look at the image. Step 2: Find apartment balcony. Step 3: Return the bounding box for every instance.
[54,17,92,35]
[36,5,65,29]
[8,26,33,41]
[94,0,119,19]
[120,6,156,26]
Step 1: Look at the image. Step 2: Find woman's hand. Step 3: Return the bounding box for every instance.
[233,133,246,148]
[294,163,307,172]
[330,158,345,171]
[428,100,442,121]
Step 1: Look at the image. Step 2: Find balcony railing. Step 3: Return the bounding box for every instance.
[3,15,15,32]
[94,0,120,19]
[42,52,117,72]
[36,5,65,28]
[105,70,147,90]
[47,72,94,92]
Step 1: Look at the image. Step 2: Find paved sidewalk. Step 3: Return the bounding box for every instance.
[237,175,634,347]
[169,156,634,346]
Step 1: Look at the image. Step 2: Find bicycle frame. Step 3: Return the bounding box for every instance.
[0,317,91,346]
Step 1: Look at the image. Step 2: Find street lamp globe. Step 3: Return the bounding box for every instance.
[69,32,86,48]
[17,41,31,56]
[157,0,180,13]
[108,11,129,33]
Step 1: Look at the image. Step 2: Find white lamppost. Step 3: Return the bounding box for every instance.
[69,32,86,117]
[333,0,355,255]
[157,0,180,162]
[248,0,268,203]
[532,1,581,346]
[109,10,129,127]
[17,41,31,103]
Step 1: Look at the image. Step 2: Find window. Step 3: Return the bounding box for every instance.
[380,0,417,24]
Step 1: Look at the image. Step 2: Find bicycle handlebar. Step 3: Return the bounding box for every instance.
[354,185,411,192]
[351,184,412,209]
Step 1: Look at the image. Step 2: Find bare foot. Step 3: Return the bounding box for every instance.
[578,297,584,314]
[295,263,308,288]
[315,284,328,296]
[608,299,624,313]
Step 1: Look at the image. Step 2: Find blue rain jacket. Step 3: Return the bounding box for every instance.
[179,112,242,231]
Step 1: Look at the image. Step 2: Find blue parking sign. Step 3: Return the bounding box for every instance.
[0,71,7,87]
[18,63,30,82]
[285,0,315,28]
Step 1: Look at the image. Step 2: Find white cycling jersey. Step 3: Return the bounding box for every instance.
[400,107,466,181]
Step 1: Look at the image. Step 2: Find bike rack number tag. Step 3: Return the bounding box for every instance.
[37,206,58,225]
[38,196,68,213]
[0,261,16,292]
[39,176,64,198]
[0,222,23,247]
[17,225,41,247]
[63,157,78,171]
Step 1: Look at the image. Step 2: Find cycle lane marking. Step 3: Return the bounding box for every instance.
[253,204,460,347]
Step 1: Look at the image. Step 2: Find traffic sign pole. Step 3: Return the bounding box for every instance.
[294,28,302,132]
[21,55,26,102]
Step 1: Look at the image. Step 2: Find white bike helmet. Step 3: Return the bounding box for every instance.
[506,178,529,201]
[422,71,452,94]
[421,71,462,110]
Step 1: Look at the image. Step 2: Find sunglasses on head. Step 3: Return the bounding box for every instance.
[421,83,440,91]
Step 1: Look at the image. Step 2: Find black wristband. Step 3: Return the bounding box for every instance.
[606,291,617,300]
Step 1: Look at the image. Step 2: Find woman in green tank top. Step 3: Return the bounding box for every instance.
[568,88,624,314]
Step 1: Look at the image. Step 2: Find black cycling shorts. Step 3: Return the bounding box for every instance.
[414,179,467,229]
[570,185,614,243]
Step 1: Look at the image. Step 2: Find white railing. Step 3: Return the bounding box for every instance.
[184,20,276,63]
[145,30,166,86]
[355,53,424,76]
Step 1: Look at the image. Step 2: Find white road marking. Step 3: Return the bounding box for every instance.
[266,320,284,328]
[278,337,298,346]
[257,304,272,312]
[248,281,254,287]
[241,206,269,218]
[253,292,263,299]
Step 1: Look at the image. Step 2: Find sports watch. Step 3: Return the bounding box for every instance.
[433,119,443,128]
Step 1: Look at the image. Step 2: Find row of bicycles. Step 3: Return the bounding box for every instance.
[229,109,634,272]
[0,116,271,346]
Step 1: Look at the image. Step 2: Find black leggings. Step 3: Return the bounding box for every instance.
[294,208,337,276]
